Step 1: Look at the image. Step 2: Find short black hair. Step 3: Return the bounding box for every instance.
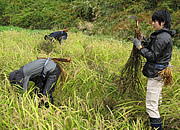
[152,10,171,29]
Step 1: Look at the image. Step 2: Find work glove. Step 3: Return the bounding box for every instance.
[132,38,141,48]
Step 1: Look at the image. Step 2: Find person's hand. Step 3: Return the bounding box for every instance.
[132,38,141,48]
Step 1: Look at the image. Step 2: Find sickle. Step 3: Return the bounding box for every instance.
[128,15,139,30]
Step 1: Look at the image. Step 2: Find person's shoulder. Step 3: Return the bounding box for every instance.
[157,30,171,40]
[155,31,172,45]
[159,31,171,37]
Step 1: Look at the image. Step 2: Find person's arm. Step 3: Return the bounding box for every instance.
[139,36,170,62]
[23,76,30,92]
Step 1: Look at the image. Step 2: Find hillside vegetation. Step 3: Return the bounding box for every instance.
[0,26,179,129]
[0,0,179,47]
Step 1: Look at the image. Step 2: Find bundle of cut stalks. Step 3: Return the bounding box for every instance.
[160,66,174,86]
[117,45,143,94]
[117,17,144,94]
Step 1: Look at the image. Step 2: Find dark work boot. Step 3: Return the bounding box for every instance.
[150,117,162,130]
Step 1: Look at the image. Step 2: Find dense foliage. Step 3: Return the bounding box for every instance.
[0,0,179,47]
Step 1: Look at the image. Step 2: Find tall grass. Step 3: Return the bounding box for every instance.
[0,27,179,129]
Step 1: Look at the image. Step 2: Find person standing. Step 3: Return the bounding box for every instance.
[132,10,176,129]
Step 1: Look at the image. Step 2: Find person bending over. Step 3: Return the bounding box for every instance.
[9,57,70,107]
[44,29,68,45]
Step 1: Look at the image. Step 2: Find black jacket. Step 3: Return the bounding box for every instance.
[139,28,176,78]
[44,31,67,44]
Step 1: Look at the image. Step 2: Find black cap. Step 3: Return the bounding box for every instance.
[9,70,18,81]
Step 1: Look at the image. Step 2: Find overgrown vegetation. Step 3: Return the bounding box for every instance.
[0,0,179,47]
[0,26,179,129]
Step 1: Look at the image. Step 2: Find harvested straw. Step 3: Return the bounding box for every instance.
[117,17,144,94]
[117,45,143,94]
[160,66,174,86]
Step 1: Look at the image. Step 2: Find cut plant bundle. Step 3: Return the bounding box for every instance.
[117,16,143,94]
[117,45,143,94]
[160,66,174,86]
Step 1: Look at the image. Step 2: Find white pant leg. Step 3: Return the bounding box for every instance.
[146,75,164,118]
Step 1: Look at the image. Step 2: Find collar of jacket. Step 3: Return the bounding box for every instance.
[150,28,176,38]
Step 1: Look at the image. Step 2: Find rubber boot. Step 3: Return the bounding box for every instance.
[150,117,162,130]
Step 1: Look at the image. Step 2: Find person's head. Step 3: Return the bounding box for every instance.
[152,10,171,31]
[9,70,23,88]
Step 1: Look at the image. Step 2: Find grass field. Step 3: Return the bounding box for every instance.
[0,26,179,129]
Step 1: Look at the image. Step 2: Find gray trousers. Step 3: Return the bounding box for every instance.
[146,75,164,118]
[35,65,61,104]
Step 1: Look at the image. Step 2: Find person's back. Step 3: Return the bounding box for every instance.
[23,59,56,79]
